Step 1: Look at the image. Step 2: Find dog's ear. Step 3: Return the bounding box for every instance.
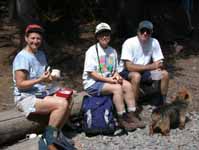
[176,87,190,101]
[178,87,192,103]
[184,91,192,103]
[170,96,176,102]
[184,93,190,100]
[178,87,187,97]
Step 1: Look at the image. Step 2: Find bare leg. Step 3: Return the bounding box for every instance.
[101,83,125,112]
[34,96,69,128]
[101,83,139,131]
[160,70,169,96]
[34,96,69,150]
[129,72,141,102]
[121,79,136,107]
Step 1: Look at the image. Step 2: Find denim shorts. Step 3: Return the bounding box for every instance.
[119,69,153,82]
[119,69,129,80]
[85,81,105,96]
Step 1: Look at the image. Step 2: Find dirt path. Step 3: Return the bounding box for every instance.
[167,55,199,111]
[0,23,21,111]
[0,46,15,111]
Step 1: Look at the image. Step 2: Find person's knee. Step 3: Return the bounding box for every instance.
[113,84,123,94]
[130,72,141,83]
[60,99,68,111]
[56,98,68,111]
[123,80,133,91]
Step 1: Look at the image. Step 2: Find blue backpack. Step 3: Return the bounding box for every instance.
[82,95,116,136]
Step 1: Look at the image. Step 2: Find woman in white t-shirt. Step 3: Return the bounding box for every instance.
[82,23,145,131]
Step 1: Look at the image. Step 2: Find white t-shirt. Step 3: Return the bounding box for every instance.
[118,36,164,72]
[82,43,118,90]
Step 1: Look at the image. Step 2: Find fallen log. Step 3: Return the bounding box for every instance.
[2,137,39,150]
[0,109,44,146]
[0,91,87,146]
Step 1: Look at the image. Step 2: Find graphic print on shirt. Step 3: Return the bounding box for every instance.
[98,54,115,76]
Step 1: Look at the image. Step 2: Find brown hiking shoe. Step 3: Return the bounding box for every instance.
[117,115,137,132]
[126,112,145,129]
[135,105,143,116]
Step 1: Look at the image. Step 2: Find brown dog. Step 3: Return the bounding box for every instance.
[149,87,192,136]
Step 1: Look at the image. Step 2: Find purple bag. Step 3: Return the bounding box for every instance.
[82,95,116,136]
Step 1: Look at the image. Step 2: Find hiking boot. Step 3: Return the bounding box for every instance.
[117,115,137,132]
[135,105,143,115]
[126,112,145,129]
[43,126,58,145]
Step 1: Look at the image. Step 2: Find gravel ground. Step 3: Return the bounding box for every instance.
[69,55,199,150]
[71,107,199,150]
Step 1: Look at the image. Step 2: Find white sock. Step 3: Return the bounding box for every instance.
[117,110,126,116]
[128,107,136,112]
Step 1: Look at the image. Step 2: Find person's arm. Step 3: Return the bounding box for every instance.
[124,60,163,72]
[15,69,50,90]
[88,71,117,84]
[151,38,164,69]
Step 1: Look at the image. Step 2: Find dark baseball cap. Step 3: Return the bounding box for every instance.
[25,24,44,34]
[138,20,153,31]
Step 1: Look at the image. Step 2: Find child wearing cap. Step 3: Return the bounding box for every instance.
[82,22,145,131]
[119,20,169,106]
[12,24,76,150]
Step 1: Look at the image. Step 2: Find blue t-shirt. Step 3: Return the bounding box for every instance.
[12,49,47,96]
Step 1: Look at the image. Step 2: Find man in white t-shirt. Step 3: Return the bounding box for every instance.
[119,20,169,105]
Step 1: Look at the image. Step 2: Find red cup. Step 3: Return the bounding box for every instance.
[55,88,73,100]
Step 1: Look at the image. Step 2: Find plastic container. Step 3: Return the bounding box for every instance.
[55,88,73,100]
[26,133,37,139]
[150,70,162,80]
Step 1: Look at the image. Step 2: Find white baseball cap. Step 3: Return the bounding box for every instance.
[95,22,111,35]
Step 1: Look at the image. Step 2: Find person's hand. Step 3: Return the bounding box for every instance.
[39,71,51,82]
[117,77,123,84]
[113,75,123,84]
[112,73,123,84]
[49,75,59,81]
[152,61,163,70]
[108,77,118,84]
[159,60,164,69]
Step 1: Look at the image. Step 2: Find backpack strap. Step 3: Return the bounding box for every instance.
[95,44,103,75]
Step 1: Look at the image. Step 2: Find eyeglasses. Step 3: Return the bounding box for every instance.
[97,31,111,37]
[140,28,151,35]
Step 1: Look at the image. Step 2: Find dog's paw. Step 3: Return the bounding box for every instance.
[179,125,185,130]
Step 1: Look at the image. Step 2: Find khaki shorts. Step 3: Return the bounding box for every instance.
[15,93,37,117]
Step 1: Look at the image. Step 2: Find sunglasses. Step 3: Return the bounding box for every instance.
[140,28,152,35]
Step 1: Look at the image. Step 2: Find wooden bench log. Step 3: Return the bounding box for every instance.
[0,109,44,146]
[0,91,87,146]
[2,137,39,150]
